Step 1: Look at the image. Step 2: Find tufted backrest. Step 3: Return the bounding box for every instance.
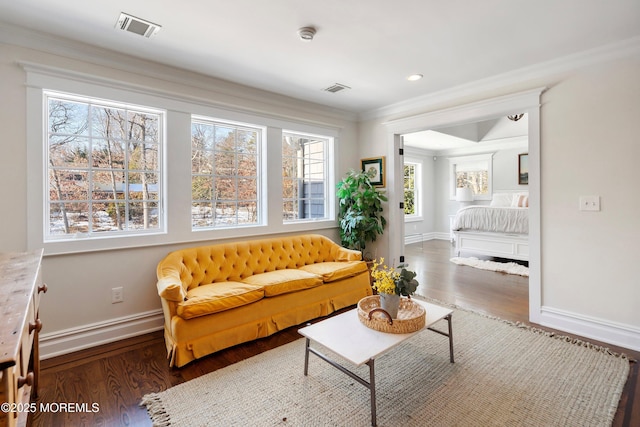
[157,234,360,297]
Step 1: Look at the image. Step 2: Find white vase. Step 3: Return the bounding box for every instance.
[379,293,400,319]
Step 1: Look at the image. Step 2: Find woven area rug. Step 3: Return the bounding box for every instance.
[451,256,529,276]
[141,306,629,427]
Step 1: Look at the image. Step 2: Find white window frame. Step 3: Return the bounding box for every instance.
[282,131,333,223]
[403,160,422,221]
[191,116,265,230]
[44,91,165,241]
[448,153,494,201]
[25,64,340,255]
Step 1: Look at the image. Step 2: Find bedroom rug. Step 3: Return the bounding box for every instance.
[140,306,629,427]
[451,256,529,276]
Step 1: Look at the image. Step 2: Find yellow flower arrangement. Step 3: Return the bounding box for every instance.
[370,257,419,296]
[370,258,400,294]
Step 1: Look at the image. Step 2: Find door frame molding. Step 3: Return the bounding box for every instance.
[383,87,545,323]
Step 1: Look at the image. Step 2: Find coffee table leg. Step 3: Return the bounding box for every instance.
[446,314,454,363]
[304,338,310,376]
[367,359,377,427]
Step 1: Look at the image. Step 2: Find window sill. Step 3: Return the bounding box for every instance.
[36,220,339,256]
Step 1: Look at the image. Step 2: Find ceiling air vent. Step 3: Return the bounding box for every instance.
[116,13,161,38]
[323,83,351,93]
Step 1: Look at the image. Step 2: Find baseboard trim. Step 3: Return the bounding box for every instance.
[404,233,424,245]
[540,306,640,352]
[432,232,451,241]
[404,232,448,245]
[40,309,164,359]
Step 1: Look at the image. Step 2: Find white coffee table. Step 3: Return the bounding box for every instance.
[298,299,454,427]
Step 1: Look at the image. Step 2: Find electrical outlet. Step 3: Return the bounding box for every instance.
[579,195,600,212]
[112,287,124,304]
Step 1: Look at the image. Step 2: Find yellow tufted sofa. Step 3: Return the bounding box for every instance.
[156,234,373,367]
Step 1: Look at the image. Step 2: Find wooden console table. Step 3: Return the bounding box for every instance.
[0,250,46,427]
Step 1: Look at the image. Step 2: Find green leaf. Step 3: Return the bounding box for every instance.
[336,169,387,251]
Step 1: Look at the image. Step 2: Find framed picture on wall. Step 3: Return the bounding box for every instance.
[518,153,529,185]
[361,156,385,187]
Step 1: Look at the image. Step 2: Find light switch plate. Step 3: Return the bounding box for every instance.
[579,195,600,211]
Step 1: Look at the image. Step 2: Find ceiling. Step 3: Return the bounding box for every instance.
[403,115,528,153]
[1,1,639,115]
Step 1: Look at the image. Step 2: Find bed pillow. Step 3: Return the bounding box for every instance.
[490,193,513,207]
[511,193,529,208]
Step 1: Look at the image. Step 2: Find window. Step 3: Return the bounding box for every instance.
[29,67,341,254]
[448,154,494,200]
[456,163,488,195]
[282,132,330,222]
[403,162,421,218]
[46,92,163,240]
[191,117,262,229]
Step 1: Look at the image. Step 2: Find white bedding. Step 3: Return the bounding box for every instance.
[452,206,528,234]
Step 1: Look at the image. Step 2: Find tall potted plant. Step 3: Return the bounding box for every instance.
[336,169,387,256]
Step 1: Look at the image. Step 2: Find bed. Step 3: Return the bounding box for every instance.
[452,192,529,261]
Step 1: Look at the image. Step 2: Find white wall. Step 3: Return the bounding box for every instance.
[359,55,640,350]
[540,57,640,330]
[356,117,395,260]
[492,143,529,191]
[0,40,360,357]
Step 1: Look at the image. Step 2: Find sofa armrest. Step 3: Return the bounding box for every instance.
[334,246,362,262]
[156,272,187,302]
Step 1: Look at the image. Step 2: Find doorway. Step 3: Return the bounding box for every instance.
[384,88,543,324]
[402,115,529,243]
[401,115,530,316]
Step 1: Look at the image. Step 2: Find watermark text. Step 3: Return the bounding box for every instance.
[1,402,100,414]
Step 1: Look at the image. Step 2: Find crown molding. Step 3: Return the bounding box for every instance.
[3,21,639,125]
[0,22,358,124]
[361,35,640,122]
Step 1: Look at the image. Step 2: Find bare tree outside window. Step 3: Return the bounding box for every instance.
[191,119,260,229]
[455,170,488,196]
[46,94,163,238]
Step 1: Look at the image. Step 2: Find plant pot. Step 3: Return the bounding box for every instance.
[379,293,400,319]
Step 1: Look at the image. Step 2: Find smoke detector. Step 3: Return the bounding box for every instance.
[116,13,161,38]
[297,27,316,42]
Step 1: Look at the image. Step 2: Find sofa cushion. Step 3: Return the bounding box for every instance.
[241,269,323,297]
[177,282,264,319]
[298,261,368,283]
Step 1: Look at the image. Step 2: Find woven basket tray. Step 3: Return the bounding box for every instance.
[357,295,426,334]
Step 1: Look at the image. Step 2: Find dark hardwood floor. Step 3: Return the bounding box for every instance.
[30,240,638,426]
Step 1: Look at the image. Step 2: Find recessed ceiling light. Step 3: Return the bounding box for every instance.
[407,74,423,81]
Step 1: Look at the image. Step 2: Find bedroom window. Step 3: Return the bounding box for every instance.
[448,153,494,201]
[404,161,421,218]
[191,117,263,229]
[45,92,164,239]
[282,132,331,222]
